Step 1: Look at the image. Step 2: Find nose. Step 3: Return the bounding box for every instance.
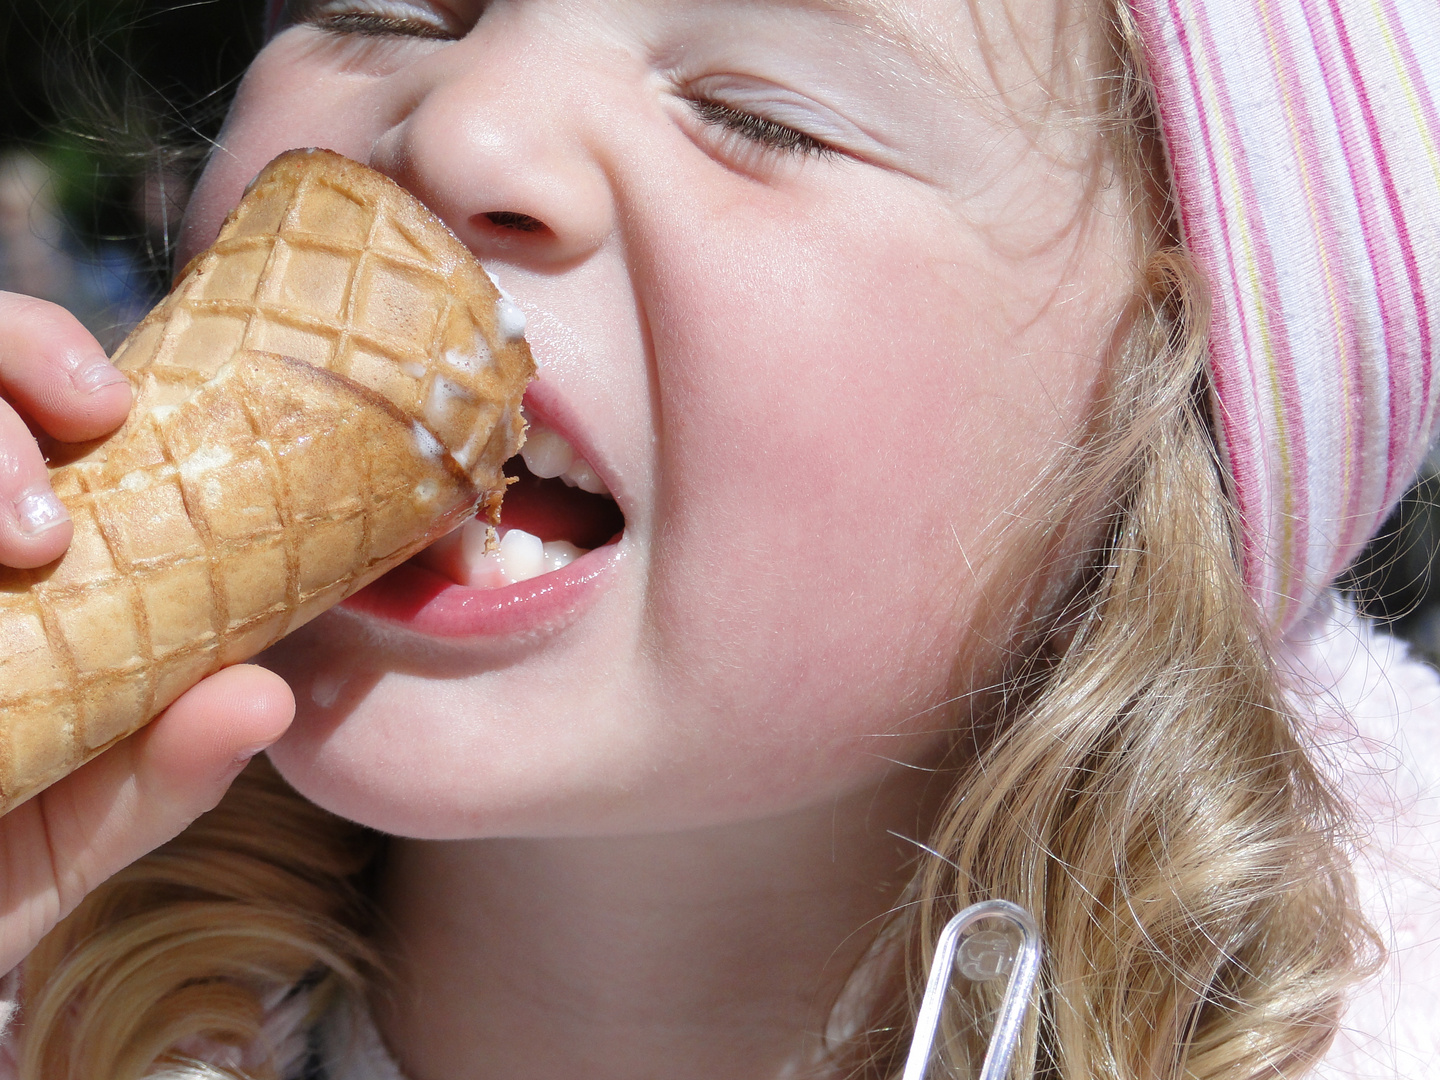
[369,24,615,269]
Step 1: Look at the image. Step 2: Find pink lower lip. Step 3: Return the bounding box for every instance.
[340,540,621,638]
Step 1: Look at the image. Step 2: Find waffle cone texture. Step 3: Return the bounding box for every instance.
[0,149,534,814]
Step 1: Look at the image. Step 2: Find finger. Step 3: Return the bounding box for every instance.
[0,666,294,970]
[66,665,296,889]
[0,394,73,568]
[0,293,131,443]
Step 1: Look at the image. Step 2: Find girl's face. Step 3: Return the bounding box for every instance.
[186,0,1132,838]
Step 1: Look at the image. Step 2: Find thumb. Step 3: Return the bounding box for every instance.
[0,665,294,972]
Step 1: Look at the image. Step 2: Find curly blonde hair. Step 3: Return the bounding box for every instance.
[18,0,1375,1076]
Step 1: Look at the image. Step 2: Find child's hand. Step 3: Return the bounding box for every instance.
[0,666,294,976]
[0,294,131,567]
[0,293,296,977]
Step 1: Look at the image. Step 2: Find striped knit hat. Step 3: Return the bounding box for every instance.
[1130,0,1440,635]
[261,0,1440,637]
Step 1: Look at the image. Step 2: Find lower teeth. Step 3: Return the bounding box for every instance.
[457,520,587,587]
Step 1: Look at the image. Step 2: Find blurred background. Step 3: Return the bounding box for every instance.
[0,0,262,346]
[1,0,1438,664]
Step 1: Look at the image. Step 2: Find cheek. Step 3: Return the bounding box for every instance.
[632,174,1106,739]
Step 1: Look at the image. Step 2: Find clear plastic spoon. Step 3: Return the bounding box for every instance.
[900,900,1043,1080]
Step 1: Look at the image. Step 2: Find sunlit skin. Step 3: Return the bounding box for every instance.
[188,0,1130,842]
[0,0,1136,1076]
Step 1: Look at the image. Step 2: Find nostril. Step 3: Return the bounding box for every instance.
[483,211,549,234]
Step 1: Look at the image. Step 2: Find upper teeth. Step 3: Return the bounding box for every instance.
[521,414,611,496]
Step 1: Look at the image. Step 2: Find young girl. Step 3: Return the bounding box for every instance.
[0,0,1437,1077]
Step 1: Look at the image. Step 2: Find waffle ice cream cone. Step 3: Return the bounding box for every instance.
[0,149,534,815]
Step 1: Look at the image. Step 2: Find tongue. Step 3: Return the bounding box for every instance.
[498,463,624,549]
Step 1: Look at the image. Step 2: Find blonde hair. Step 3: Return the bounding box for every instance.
[19,0,1374,1075]
[18,761,381,1079]
[840,242,1374,1078]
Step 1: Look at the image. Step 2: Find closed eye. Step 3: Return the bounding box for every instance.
[687,98,839,159]
[285,2,464,40]
[310,12,456,38]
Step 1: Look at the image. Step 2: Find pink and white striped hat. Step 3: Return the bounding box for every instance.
[1129,0,1440,635]
[261,0,1440,637]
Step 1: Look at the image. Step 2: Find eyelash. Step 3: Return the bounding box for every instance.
[686,99,837,160]
[313,12,455,38]
[289,4,458,40]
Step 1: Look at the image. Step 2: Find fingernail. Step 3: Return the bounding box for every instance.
[225,744,273,777]
[71,356,129,394]
[15,488,69,537]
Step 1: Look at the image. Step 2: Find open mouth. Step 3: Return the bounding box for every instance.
[340,405,626,637]
[413,410,625,588]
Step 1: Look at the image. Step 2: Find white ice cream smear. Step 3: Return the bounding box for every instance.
[445,332,493,373]
[425,377,476,434]
[437,376,474,402]
[485,269,527,341]
[496,298,526,341]
[455,428,486,472]
[410,421,445,462]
